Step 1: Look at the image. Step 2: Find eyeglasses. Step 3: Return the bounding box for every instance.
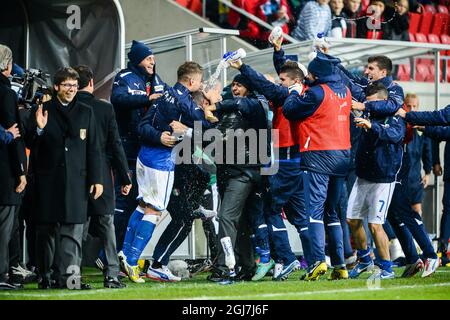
[60,83,79,89]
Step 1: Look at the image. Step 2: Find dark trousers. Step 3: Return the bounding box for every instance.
[114,161,137,252]
[83,215,120,278]
[264,160,302,265]
[0,206,15,276]
[153,164,210,266]
[441,180,450,249]
[217,172,258,272]
[388,181,436,263]
[36,223,83,285]
[8,205,21,267]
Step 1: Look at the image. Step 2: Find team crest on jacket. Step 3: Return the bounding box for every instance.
[80,129,87,140]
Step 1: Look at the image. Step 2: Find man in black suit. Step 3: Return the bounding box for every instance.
[25,67,103,290]
[74,65,131,289]
[0,44,27,290]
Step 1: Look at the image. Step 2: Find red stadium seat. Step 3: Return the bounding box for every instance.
[430,13,448,35]
[447,64,450,82]
[418,12,434,35]
[409,33,415,42]
[437,5,449,14]
[428,34,441,44]
[415,63,430,81]
[424,4,437,13]
[441,34,450,55]
[414,32,427,43]
[409,12,421,34]
[397,64,411,81]
[428,64,443,82]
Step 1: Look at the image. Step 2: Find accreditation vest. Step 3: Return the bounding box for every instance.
[298,84,351,152]
[272,86,306,148]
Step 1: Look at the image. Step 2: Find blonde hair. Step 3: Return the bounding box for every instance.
[405,93,418,101]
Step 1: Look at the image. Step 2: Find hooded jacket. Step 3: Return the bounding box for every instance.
[111,62,168,161]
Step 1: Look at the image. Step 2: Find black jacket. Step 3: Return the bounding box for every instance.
[0,73,27,205]
[25,96,102,224]
[77,91,131,216]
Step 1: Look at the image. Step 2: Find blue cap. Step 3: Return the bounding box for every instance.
[128,40,153,66]
[308,52,334,78]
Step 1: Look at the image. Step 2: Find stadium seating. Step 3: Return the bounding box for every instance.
[437,5,449,14]
[424,4,437,14]
[415,63,431,82]
[431,13,448,35]
[397,63,411,81]
[418,12,434,35]
[409,13,421,34]
[441,34,450,55]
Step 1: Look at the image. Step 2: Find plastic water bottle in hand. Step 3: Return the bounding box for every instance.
[220,236,236,279]
[223,48,246,67]
[268,26,283,45]
[313,32,330,53]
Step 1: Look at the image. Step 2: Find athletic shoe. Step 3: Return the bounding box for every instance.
[0,282,18,290]
[252,259,275,281]
[345,254,357,268]
[117,251,126,273]
[401,258,424,278]
[10,264,37,283]
[422,258,439,278]
[272,263,283,280]
[301,261,327,281]
[273,260,301,281]
[328,267,349,280]
[147,266,181,282]
[120,256,144,283]
[104,276,126,289]
[299,256,308,270]
[368,268,395,280]
[349,260,374,279]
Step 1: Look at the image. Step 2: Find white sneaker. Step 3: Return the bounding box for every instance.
[272,263,283,280]
[421,258,439,278]
[147,266,181,282]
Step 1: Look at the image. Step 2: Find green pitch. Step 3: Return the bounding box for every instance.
[1,267,449,300]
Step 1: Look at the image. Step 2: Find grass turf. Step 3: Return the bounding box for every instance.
[1,267,449,300]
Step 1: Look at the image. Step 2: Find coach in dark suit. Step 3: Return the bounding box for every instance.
[25,67,103,290]
[0,44,27,290]
[74,65,131,289]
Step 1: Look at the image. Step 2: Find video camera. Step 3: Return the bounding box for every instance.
[11,68,52,108]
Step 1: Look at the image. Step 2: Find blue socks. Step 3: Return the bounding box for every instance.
[309,222,326,263]
[327,222,345,267]
[127,214,158,266]
[376,259,393,272]
[357,246,372,264]
[299,227,313,266]
[122,208,144,258]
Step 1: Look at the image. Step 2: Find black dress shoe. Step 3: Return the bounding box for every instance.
[104,276,126,289]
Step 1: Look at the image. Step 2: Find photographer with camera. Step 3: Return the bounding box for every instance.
[0,44,27,290]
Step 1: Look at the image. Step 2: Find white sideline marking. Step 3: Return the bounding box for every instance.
[1,281,449,299]
[190,282,450,300]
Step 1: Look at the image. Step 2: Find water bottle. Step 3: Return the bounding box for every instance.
[220,236,236,275]
[222,48,246,66]
[313,32,330,52]
[268,26,283,44]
